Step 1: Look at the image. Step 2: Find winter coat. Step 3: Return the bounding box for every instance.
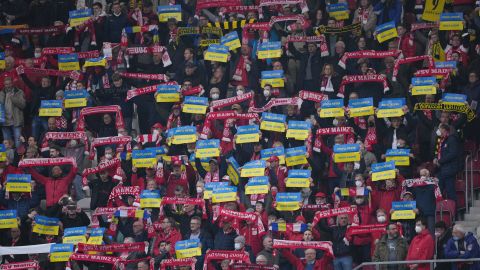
[406,230,435,270]
[373,234,409,270]
[0,87,26,127]
[445,232,480,270]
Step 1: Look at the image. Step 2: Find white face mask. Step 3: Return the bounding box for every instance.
[34,52,42,58]
[105,153,113,160]
[196,187,203,193]
[355,199,364,205]
[236,91,244,96]
[377,216,386,223]
[263,90,270,97]
[211,93,219,100]
[436,129,442,136]
[69,140,77,147]
[234,243,242,250]
[332,119,339,126]
[434,232,441,237]
[415,225,422,233]
[153,129,160,136]
[355,180,363,187]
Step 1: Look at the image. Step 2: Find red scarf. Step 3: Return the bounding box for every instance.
[392,55,434,81]
[272,239,334,258]
[402,177,442,201]
[203,250,250,270]
[159,258,196,270]
[312,206,357,227]
[339,50,401,69]
[81,158,121,187]
[338,74,389,98]
[0,260,40,270]
[313,127,354,153]
[41,131,89,153]
[18,157,77,168]
[232,55,249,86]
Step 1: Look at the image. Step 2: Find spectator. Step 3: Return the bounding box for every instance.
[373,223,409,269]
[406,218,435,270]
[0,77,26,147]
[445,224,480,270]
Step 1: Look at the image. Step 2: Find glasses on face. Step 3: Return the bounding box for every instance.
[190,222,200,226]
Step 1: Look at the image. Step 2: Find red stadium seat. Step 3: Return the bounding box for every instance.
[436,199,456,227]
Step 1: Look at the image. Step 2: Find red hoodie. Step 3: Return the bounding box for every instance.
[27,167,77,207]
[406,229,434,270]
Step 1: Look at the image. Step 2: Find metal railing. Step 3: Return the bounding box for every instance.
[353,257,480,270]
[466,155,472,212]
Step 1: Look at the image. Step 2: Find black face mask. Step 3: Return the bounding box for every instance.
[368,122,375,127]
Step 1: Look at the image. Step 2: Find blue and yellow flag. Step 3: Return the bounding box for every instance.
[285,146,308,167]
[140,190,161,208]
[146,146,168,159]
[196,139,220,158]
[50,244,74,262]
[411,77,436,96]
[261,70,284,88]
[371,161,396,181]
[221,31,241,51]
[349,98,374,117]
[87,227,105,245]
[320,99,344,118]
[204,181,228,200]
[386,149,411,166]
[391,201,416,220]
[286,169,311,188]
[261,146,285,165]
[6,174,31,193]
[69,9,92,27]
[205,44,229,62]
[257,41,282,59]
[63,226,87,245]
[175,239,201,258]
[183,96,209,114]
[132,149,157,168]
[0,144,5,162]
[227,156,240,185]
[83,57,106,68]
[0,52,5,70]
[260,112,286,132]
[333,144,360,163]
[157,5,182,22]
[33,215,59,235]
[0,210,18,229]
[286,120,311,141]
[245,176,269,195]
[241,160,266,178]
[376,98,405,118]
[441,93,466,105]
[39,100,63,117]
[327,3,349,20]
[439,12,463,31]
[236,125,260,144]
[156,84,180,103]
[375,21,398,43]
[169,126,197,145]
[212,185,237,203]
[64,90,88,108]
[276,192,301,211]
[58,53,80,71]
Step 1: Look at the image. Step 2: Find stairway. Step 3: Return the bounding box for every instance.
[457,200,480,235]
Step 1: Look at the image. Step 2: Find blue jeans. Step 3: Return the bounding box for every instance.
[334,256,353,270]
[32,116,48,141]
[2,126,22,147]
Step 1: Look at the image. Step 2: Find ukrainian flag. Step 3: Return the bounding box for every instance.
[182,96,209,114]
[320,99,344,118]
[175,239,201,258]
[33,215,60,235]
[140,190,161,208]
[375,21,398,43]
[50,244,74,262]
[63,226,87,245]
[39,100,63,117]
[0,210,18,229]
[260,112,286,133]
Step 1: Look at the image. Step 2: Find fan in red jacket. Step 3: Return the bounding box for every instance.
[159,158,196,197]
[406,218,435,270]
[369,171,404,215]
[281,247,332,270]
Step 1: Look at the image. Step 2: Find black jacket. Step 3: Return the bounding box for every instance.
[438,134,462,175]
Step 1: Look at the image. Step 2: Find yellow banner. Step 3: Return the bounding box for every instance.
[276,202,300,211]
[182,104,207,114]
[261,78,284,88]
[257,50,282,59]
[6,182,31,193]
[376,28,398,43]
[204,51,228,62]
[196,148,220,159]
[50,252,72,262]
[245,185,269,195]
[172,134,197,145]
[334,152,360,163]
[422,0,446,22]
[286,129,309,141]
[286,178,310,188]
[140,198,161,208]
[212,192,237,203]
[227,166,239,185]
[176,247,201,259]
[0,60,5,70]
[159,13,182,22]
[33,224,59,235]
[412,85,436,95]
[260,121,285,132]
[349,106,374,117]
[386,156,410,166]
[64,98,87,108]
[39,108,62,117]
[0,218,18,229]
[236,133,260,144]
[439,21,463,31]
[0,152,6,162]
[132,158,157,168]
[376,108,404,118]
[372,169,396,181]
[285,155,307,167]
[240,167,264,178]
[330,11,349,20]
[391,210,416,220]
[70,17,90,27]
[87,236,103,245]
[156,93,180,103]
[320,108,344,118]
[58,61,80,71]
[63,235,87,245]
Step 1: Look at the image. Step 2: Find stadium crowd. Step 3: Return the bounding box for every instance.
[0,0,479,269]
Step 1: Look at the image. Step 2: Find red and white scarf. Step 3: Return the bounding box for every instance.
[18,157,77,168]
[312,206,357,227]
[286,35,329,57]
[81,158,121,187]
[107,186,141,207]
[89,136,132,160]
[40,132,89,153]
[0,260,39,270]
[338,74,389,98]
[314,127,354,153]
[392,55,434,81]
[119,72,169,81]
[402,177,442,201]
[203,250,250,270]
[210,93,255,111]
[339,50,401,69]
[272,239,334,258]
[76,105,125,132]
[77,242,145,253]
[158,258,196,270]
[160,197,207,218]
[249,97,301,113]
[299,90,329,102]
[125,46,172,67]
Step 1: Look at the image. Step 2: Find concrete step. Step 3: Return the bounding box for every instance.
[464,214,479,221]
[468,207,480,214]
[455,220,479,228]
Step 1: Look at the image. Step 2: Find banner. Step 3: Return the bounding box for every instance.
[285,146,308,167]
[221,31,241,51]
[286,169,311,188]
[391,201,417,220]
[435,61,457,69]
[272,240,334,258]
[270,222,308,232]
[0,210,18,229]
[327,3,349,20]
[157,5,182,22]
[33,215,59,235]
[6,174,31,193]
[196,139,220,158]
[236,125,260,144]
[338,50,401,70]
[64,90,88,108]
[276,192,301,211]
[132,149,157,168]
[140,190,161,208]
[375,21,398,43]
[245,176,269,195]
[155,84,180,103]
[338,74,389,98]
[212,185,237,203]
[439,12,463,31]
[87,227,105,245]
[69,9,92,27]
[39,100,62,117]
[205,44,229,62]
[314,23,361,35]
[312,206,357,226]
[371,161,396,181]
[349,98,374,117]
[175,239,201,259]
[0,52,5,70]
[0,144,5,162]
[204,182,229,200]
[411,77,437,95]
[169,126,197,145]
[160,258,196,270]
[50,244,73,262]
[241,160,266,177]
[183,96,209,114]
[338,187,370,197]
[227,157,240,185]
[286,120,311,141]
[260,112,286,132]
[0,260,40,270]
[58,53,80,71]
[257,41,282,59]
[63,226,87,245]
[442,93,467,105]
[386,149,410,166]
[320,99,344,118]
[422,0,446,22]
[261,70,284,88]
[259,146,284,165]
[83,57,106,68]
[376,98,405,118]
[414,102,476,122]
[333,144,360,163]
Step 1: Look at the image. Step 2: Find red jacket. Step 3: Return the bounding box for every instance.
[282,249,332,270]
[369,175,404,214]
[153,227,182,256]
[406,230,434,270]
[353,204,374,246]
[28,167,77,207]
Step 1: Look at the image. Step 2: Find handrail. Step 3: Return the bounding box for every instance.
[352,257,480,270]
[470,154,474,208]
[465,155,471,213]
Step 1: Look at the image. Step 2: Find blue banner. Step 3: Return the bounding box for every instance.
[285,146,307,158]
[435,61,457,69]
[442,93,466,104]
[132,149,156,159]
[157,84,180,93]
[41,100,63,108]
[412,77,436,86]
[237,125,259,135]
[247,176,269,186]
[276,192,302,202]
[6,174,31,183]
[349,98,373,108]
[321,99,343,108]
[64,90,88,99]
[386,149,410,156]
[140,190,161,199]
[243,160,266,169]
[371,161,396,173]
[288,169,311,178]
[64,226,87,237]
[333,143,360,153]
[261,70,284,79]
[261,147,285,159]
[262,112,286,123]
[392,201,416,210]
[378,98,405,109]
[196,139,220,149]
[184,96,209,106]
